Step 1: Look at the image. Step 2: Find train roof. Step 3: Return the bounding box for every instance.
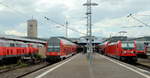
[0,35,46,44]
[48,37,77,45]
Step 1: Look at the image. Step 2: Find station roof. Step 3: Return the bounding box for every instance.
[128,36,150,41]
[104,36,128,42]
[0,35,47,44]
[77,36,103,44]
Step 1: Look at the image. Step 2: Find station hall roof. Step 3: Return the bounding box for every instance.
[0,35,46,44]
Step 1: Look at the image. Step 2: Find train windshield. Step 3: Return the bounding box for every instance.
[47,38,60,52]
[121,42,134,50]
[136,43,144,50]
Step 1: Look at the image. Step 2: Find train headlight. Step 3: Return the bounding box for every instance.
[130,51,134,53]
[123,51,127,53]
[58,53,60,55]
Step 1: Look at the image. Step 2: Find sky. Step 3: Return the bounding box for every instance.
[0,0,150,38]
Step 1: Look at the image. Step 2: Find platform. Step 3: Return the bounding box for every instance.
[24,53,150,78]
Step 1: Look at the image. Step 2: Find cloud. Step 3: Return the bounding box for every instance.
[0,0,150,38]
[93,10,150,37]
[4,30,26,36]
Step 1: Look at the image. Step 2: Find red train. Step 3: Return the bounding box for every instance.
[0,39,39,61]
[97,42,109,54]
[46,37,78,62]
[146,42,150,55]
[135,41,147,58]
[99,41,137,62]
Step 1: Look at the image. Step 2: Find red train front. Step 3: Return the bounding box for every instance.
[46,37,77,62]
[104,41,137,62]
[135,41,147,58]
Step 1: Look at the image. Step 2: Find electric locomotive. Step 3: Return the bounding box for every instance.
[104,41,137,62]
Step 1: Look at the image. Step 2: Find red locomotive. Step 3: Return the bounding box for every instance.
[0,39,39,61]
[46,37,78,62]
[101,41,137,62]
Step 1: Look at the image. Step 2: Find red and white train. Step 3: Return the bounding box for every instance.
[0,39,39,61]
[46,37,78,62]
[98,41,137,62]
[97,42,109,54]
[135,41,147,58]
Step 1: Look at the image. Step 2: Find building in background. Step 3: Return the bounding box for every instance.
[27,19,38,38]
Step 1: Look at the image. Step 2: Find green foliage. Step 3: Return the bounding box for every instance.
[34,54,42,59]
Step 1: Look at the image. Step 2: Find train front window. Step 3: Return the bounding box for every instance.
[47,38,60,52]
[136,43,144,50]
[48,48,53,52]
[122,42,134,50]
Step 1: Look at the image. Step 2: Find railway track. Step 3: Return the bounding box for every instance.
[0,54,74,78]
[0,61,52,78]
[0,64,22,74]
[101,53,150,73]
[135,63,150,72]
[16,63,51,78]
[133,58,150,72]
[0,57,67,78]
[0,59,43,74]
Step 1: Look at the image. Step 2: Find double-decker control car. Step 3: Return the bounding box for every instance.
[46,37,78,62]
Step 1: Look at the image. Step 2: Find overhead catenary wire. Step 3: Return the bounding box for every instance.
[44,17,86,35]
[0,2,29,19]
[130,16,150,27]
[0,1,86,36]
[0,0,11,3]
[127,13,150,27]
[121,25,144,28]
[0,1,47,25]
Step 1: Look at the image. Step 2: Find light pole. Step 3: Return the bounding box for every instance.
[83,0,98,64]
[65,21,68,38]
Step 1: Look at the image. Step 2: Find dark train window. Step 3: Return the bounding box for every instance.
[0,43,2,46]
[47,37,60,52]
[48,48,53,52]
[54,48,60,52]
[16,44,21,47]
[10,43,15,47]
[47,48,60,52]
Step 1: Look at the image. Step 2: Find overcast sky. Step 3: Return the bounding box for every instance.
[0,0,150,38]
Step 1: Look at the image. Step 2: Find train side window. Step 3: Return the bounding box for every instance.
[10,43,15,47]
[0,42,2,46]
[4,43,9,47]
